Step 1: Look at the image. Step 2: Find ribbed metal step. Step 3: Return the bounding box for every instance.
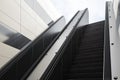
[64,21,104,80]
[65,78,102,80]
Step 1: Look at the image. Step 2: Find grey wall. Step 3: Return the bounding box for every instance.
[24,0,52,24]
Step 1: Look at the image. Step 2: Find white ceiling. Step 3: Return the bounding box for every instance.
[51,0,112,23]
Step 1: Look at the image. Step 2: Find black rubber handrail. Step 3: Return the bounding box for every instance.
[103,2,112,80]
[40,9,88,80]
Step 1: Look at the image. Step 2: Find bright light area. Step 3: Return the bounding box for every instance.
[37,0,61,21]
[51,0,113,23]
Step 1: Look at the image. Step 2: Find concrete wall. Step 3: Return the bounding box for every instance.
[24,0,53,24]
[0,42,19,69]
[0,0,50,40]
[20,0,49,40]
[0,0,61,40]
[37,0,61,21]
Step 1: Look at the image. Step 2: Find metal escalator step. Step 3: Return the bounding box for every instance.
[65,78,103,80]
[64,72,103,79]
[64,21,104,80]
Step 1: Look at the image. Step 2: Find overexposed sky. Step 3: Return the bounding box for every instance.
[51,0,112,23]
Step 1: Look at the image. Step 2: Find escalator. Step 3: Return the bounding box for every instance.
[40,5,111,80]
[0,2,112,80]
[41,21,104,80]
[64,21,104,80]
